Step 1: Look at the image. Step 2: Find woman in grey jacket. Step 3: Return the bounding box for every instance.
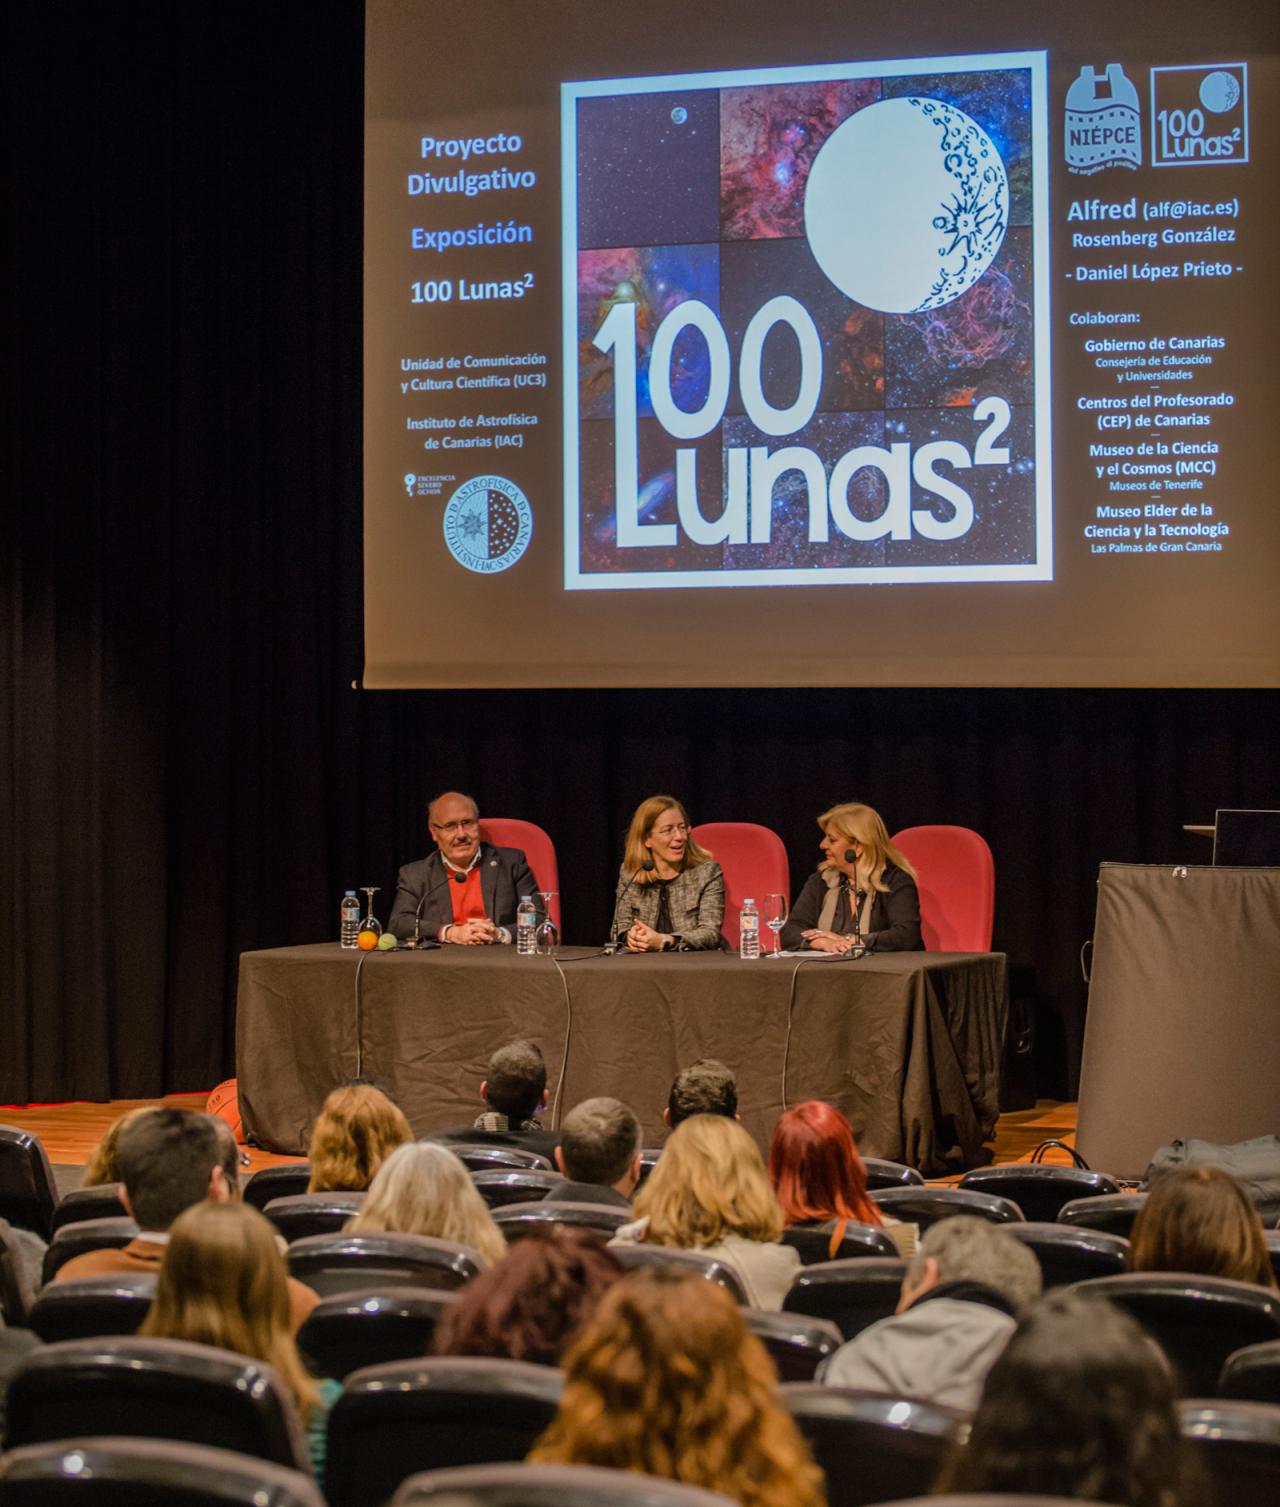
[610,795,725,951]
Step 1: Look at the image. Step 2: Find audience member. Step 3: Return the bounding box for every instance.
[436,1226,624,1366]
[53,1107,318,1329]
[307,1082,412,1193]
[824,1214,1041,1410]
[768,1099,916,1257]
[1129,1164,1277,1288]
[611,1115,799,1309]
[427,1040,559,1159]
[347,1141,506,1263]
[665,1058,737,1130]
[934,1289,1203,1505]
[81,1105,155,1187]
[545,1097,641,1208]
[531,1266,826,1507]
[140,1201,338,1481]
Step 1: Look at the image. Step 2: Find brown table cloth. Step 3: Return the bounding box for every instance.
[236,945,1007,1175]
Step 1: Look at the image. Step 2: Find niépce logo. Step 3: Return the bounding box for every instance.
[1065,64,1142,174]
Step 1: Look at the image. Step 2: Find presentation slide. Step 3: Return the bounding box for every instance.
[363,0,1278,687]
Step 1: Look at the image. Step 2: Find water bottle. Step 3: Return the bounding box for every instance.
[340,890,361,949]
[516,894,538,955]
[739,898,760,960]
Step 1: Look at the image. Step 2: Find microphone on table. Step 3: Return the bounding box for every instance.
[607,857,654,953]
[841,847,868,959]
[408,869,458,949]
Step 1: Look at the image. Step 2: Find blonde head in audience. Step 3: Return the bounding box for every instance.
[347,1140,506,1264]
[307,1082,412,1192]
[81,1106,156,1188]
[140,1200,320,1421]
[531,1266,826,1507]
[634,1113,784,1247]
[1128,1164,1276,1289]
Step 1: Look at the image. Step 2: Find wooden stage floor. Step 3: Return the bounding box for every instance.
[1,1093,1080,1181]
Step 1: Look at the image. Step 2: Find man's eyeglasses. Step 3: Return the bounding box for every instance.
[431,818,480,835]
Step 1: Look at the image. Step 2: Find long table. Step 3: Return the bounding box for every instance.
[236,944,1007,1175]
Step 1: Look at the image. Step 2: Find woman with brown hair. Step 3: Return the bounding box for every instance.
[347,1141,506,1264]
[1128,1165,1277,1288]
[780,801,921,953]
[609,795,724,951]
[306,1082,412,1192]
[140,1200,339,1479]
[82,1106,155,1186]
[530,1266,826,1507]
[611,1114,800,1309]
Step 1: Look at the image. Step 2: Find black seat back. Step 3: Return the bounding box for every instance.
[1003,1221,1129,1288]
[1181,1398,1280,1507]
[1219,1340,1280,1405]
[1266,1230,1280,1286]
[0,1218,36,1323]
[871,1187,1022,1228]
[960,1164,1121,1222]
[1056,1190,1147,1238]
[297,1286,456,1380]
[43,1217,141,1282]
[0,1436,327,1507]
[609,1244,749,1304]
[50,1184,129,1233]
[448,1143,554,1173]
[0,1124,60,1238]
[783,1384,967,1507]
[286,1232,483,1297]
[4,1337,310,1469]
[28,1273,157,1343]
[1069,1273,1280,1395]
[262,1191,365,1241]
[862,1157,925,1190]
[243,1163,312,1211]
[783,1223,898,1264]
[389,1461,739,1507]
[491,1200,632,1241]
[325,1356,562,1507]
[782,1257,907,1340]
[742,1308,843,1383]
[470,1170,563,1208]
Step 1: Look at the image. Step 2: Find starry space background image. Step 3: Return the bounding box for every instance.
[572,63,1038,576]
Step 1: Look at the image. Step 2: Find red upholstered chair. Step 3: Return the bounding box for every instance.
[890,824,995,952]
[690,822,789,950]
[478,818,560,931]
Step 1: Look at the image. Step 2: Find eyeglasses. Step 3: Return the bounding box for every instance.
[652,822,690,839]
[431,818,480,835]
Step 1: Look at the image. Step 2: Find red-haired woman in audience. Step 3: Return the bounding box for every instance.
[768,1100,916,1257]
[307,1082,412,1192]
[1128,1164,1277,1288]
[531,1266,826,1507]
[436,1226,623,1366]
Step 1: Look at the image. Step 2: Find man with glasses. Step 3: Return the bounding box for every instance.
[387,790,541,945]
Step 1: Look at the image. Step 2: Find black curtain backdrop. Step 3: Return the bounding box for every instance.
[3,5,1275,1109]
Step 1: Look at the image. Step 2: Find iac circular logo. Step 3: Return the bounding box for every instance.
[442,475,532,574]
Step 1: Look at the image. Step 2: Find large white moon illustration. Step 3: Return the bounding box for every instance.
[803,96,1009,314]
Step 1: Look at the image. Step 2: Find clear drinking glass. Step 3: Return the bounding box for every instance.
[763,892,789,955]
[360,886,383,938]
[535,892,559,955]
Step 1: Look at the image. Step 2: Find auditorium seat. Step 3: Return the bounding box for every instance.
[286,1232,483,1297]
[0,1437,327,1507]
[491,1200,632,1241]
[389,1462,739,1507]
[28,1273,156,1343]
[262,1191,365,1241]
[243,1163,311,1210]
[1180,1398,1280,1507]
[470,1168,562,1208]
[959,1164,1121,1221]
[783,1384,968,1507]
[742,1308,844,1383]
[0,1123,60,1238]
[4,1337,311,1469]
[1003,1222,1129,1288]
[1,1219,36,1323]
[782,1257,907,1340]
[870,1186,1022,1229]
[783,1222,900,1264]
[1219,1340,1280,1405]
[478,819,560,931]
[447,1142,555,1173]
[1068,1273,1280,1395]
[690,821,789,951]
[42,1216,140,1283]
[610,1244,750,1304]
[297,1286,456,1381]
[1056,1190,1147,1238]
[889,825,995,953]
[50,1183,129,1233]
[324,1356,563,1507]
[863,1157,925,1190]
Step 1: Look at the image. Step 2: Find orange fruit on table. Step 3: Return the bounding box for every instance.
[357,929,379,950]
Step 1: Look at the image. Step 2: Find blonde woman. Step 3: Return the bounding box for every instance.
[347,1141,506,1265]
[609,795,725,952]
[82,1106,155,1186]
[307,1083,412,1192]
[780,801,922,953]
[610,1115,800,1310]
[140,1200,338,1480]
